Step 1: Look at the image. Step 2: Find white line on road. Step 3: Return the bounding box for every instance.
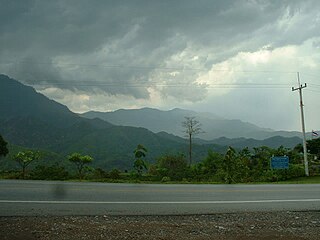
[1,199,320,204]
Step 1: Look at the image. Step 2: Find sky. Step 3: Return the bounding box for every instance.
[0,0,319,131]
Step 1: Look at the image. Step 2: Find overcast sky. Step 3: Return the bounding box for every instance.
[1,0,319,131]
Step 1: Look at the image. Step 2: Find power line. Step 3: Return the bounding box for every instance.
[21,81,293,89]
[305,89,320,94]
[0,60,298,74]
[308,83,320,88]
[302,72,320,79]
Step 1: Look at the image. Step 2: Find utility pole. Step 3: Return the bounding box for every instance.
[292,72,309,176]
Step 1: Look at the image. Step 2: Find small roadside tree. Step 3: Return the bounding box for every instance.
[13,150,40,179]
[156,153,188,181]
[133,144,148,176]
[307,138,320,158]
[220,147,238,184]
[0,134,9,158]
[68,153,93,180]
[182,116,202,165]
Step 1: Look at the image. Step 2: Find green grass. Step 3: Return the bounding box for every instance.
[275,175,320,184]
[2,170,320,184]
[65,176,320,184]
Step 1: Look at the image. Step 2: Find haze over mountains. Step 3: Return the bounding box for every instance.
[81,108,302,140]
[0,74,303,169]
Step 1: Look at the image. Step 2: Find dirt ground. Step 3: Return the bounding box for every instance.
[1,211,320,240]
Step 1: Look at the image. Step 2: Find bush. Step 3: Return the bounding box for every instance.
[87,168,109,179]
[109,168,121,179]
[0,170,21,179]
[161,176,171,182]
[156,154,188,181]
[30,164,70,180]
[288,164,305,178]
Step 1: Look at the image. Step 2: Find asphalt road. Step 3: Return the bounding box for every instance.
[0,180,320,216]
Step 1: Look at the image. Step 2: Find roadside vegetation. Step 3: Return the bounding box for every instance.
[1,134,320,183]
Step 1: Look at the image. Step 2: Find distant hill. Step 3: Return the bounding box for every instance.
[197,136,302,149]
[0,74,305,170]
[81,108,302,140]
[0,74,224,169]
[1,75,74,127]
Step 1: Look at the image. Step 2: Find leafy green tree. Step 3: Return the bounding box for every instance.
[274,145,290,156]
[307,138,320,157]
[13,150,40,179]
[252,146,272,169]
[220,147,238,184]
[133,144,148,176]
[293,143,303,153]
[109,168,121,179]
[156,153,188,181]
[237,147,252,182]
[192,150,223,181]
[68,153,93,180]
[202,150,223,175]
[182,116,202,165]
[0,134,9,158]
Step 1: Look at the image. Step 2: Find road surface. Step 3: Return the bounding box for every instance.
[0,180,319,216]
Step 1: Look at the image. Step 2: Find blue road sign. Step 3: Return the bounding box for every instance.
[271,156,289,169]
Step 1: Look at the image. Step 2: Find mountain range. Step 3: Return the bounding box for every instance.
[81,108,302,140]
[0,74,303,170]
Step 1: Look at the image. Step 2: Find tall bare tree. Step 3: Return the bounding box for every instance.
[182,116,202,165]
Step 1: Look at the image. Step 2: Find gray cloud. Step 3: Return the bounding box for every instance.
[1,0,320,130]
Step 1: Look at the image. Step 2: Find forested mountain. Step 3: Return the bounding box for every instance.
[0,74,224,169]
[81,108,302,140]
[0,74,303,170]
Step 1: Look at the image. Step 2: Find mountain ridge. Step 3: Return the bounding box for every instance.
[0,74,304,170]
[81,108,301,140]
[0,74,222,169]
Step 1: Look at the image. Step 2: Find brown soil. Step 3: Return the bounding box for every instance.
[1,211,319,240]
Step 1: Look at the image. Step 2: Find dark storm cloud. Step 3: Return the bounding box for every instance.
[0,0,319,100]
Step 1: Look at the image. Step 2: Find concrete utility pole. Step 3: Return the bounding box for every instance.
[292,72,309,176]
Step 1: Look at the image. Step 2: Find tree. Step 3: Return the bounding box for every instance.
[252,146,273,171]
[156,153,188,181]
[307,138,320,157]
[201,150,223,175]
[68,153,93,180]
[133,144,148,176]
[237,147,252,182]
[13,150,40,179]
[182,116,202,165]
[220,147,238,184]
[0,134,9,158]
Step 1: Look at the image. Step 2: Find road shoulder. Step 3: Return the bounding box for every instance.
[1,211,319,240]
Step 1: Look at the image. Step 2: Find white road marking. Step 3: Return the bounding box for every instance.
[1,199,320,204]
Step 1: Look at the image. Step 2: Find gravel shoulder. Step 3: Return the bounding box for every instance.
[1,211,320,240]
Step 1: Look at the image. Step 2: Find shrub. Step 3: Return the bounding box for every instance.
[287,164,305,178]
[109,168,121,179]
[156,154,188,181]
[30,164,69,180]
[161,176,171,182]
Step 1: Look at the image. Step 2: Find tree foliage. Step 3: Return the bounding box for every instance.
[0,134,9,158]
[307,138,320,156]
[156,153,188,180]
[30,164,69,180]
[13,150,40,179]
[219,147,239,183]
[133,144,148,176]
[68,153,93,180]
